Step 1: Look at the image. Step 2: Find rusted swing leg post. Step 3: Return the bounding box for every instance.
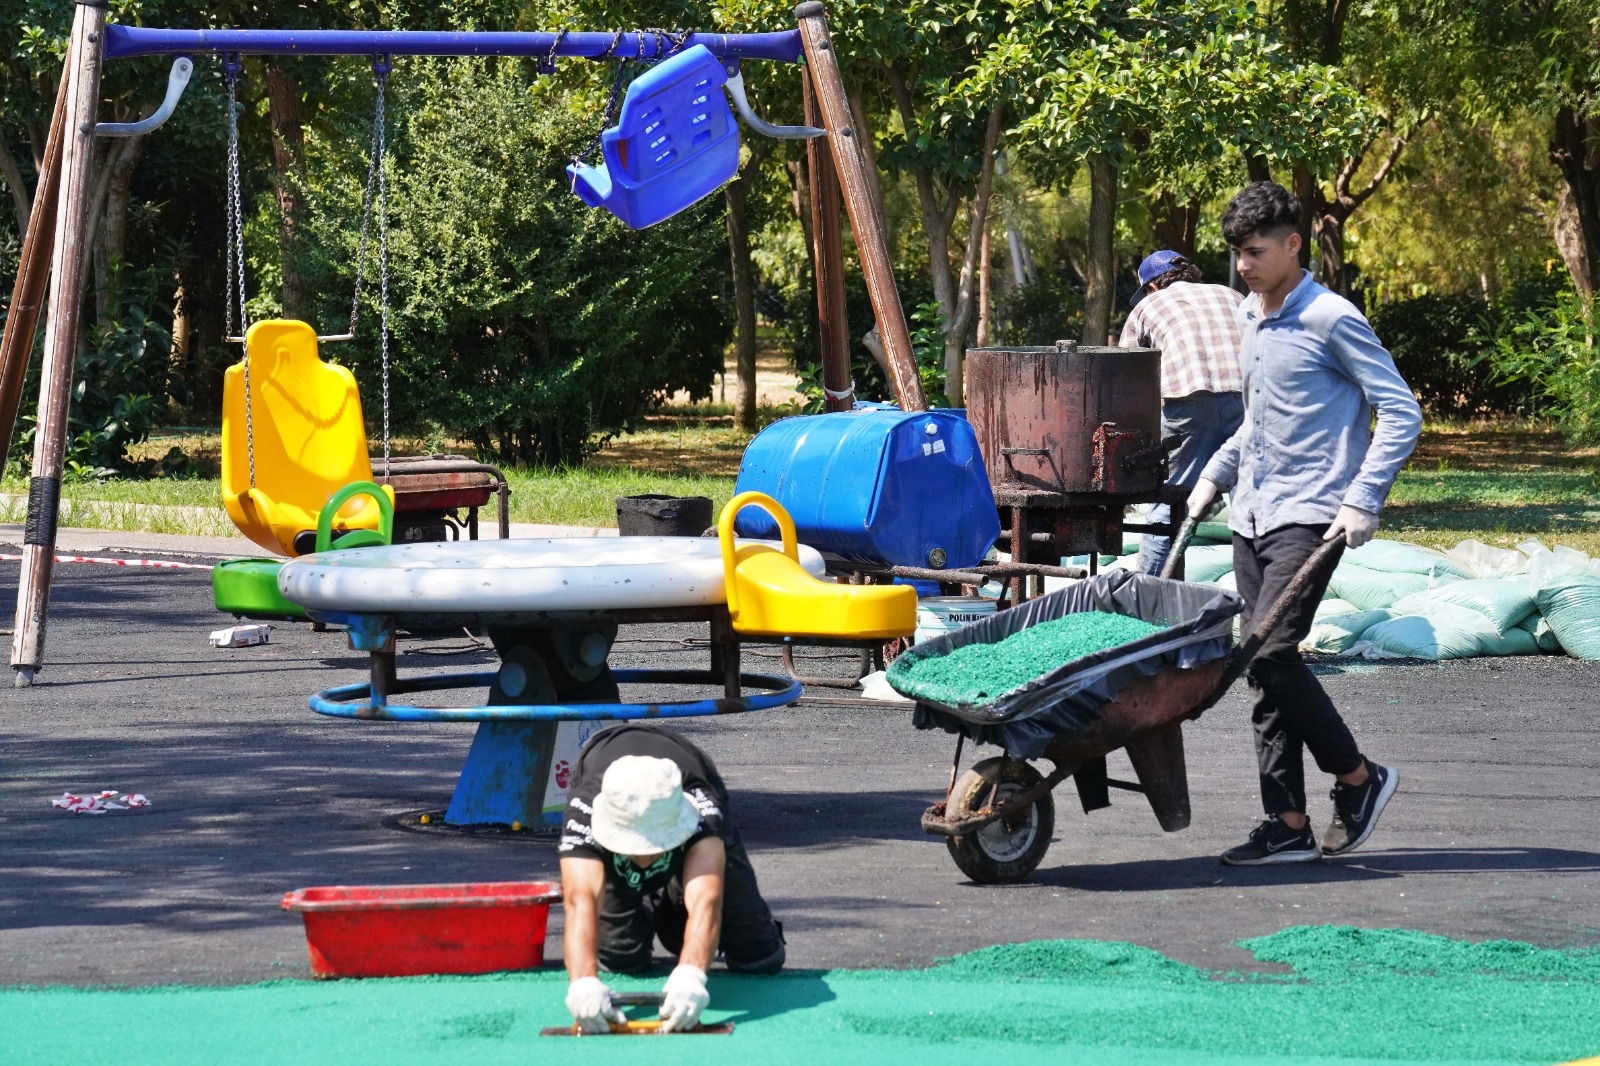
[11,0,106,687]
[0,60,70,470]
[795,2,925,412]
[804,76,852,413]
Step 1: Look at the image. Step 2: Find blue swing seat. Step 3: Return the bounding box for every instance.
[567,45,739,229]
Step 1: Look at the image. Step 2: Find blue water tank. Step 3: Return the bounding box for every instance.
[734,409,1000,570]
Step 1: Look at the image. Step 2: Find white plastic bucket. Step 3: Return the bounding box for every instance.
[914,596,997,644]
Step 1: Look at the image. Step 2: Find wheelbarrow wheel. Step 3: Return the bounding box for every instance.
[946,757,1054,884]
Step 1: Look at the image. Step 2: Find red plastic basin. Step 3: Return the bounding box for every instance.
[281,881,561,979]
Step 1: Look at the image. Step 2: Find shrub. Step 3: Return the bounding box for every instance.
[299,58,732,467]
[1367,293,1534,418]
[1488,288,1600,444]
[991,265,1085,347]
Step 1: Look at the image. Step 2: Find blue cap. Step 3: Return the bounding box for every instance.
[1137,249,1186,287]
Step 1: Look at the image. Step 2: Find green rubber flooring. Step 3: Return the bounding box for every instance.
[6,927,1599,1065]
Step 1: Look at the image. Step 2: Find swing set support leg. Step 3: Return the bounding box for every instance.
[11,0,106,687]
[794,2,925,413]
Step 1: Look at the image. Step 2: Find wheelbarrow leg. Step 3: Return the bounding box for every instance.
[1123,723,1191,832]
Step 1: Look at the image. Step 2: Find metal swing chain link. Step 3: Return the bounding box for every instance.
[348,60,387,338]
[224,56,256,489]
[568,29,693,175]
[375,58,391,478]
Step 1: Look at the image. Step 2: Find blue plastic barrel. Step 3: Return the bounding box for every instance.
[734,409,1000,570]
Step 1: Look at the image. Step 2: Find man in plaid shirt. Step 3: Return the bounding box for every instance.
[1118,250,1245,574]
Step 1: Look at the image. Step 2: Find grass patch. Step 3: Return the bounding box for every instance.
[10,419,1598,553]
[1386,423,1600,555]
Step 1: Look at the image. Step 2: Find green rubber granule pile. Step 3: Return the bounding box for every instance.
[7,927,1600,1065]
[888,610,1167,706]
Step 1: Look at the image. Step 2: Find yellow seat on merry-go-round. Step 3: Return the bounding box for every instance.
[221,319,394,557]
[718,491,916,641]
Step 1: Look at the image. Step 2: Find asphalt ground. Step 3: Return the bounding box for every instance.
[3,541,1599,988]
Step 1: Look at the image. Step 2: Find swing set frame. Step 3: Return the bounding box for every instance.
[0,0,925,685]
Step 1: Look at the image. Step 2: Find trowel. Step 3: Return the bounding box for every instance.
[540,991,735,1036]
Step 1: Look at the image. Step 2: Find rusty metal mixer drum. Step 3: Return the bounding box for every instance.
[966,341,1163,496]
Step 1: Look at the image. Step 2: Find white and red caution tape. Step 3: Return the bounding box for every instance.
[0,553,213,571]
[52,790,152,815]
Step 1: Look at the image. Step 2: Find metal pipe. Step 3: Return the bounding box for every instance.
[725,70,822,139]
[95,56,191,136]
[12,0,106,686]
[103,24,805,63]
[805,76,853,413]
[0,63,69,475]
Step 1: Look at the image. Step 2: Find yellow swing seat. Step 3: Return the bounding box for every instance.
[718,492,916,640]
[221,320,394,557]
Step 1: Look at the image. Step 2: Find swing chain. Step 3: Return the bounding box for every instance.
[375,56,392,479]
[348,57,388,340]
[223,54,255,489]
[346,56,393,477]
[569,29,694,172]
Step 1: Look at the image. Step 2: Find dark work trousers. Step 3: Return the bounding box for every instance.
[1140,391,1245,576]
[596,826,785,975]
[1233,524,1364,815]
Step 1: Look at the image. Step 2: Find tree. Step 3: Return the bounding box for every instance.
[957,0,1373,339]
[718,0,1004,404]
[1418,0,1600,296]
[298,57,731,465]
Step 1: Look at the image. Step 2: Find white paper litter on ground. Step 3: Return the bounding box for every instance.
[52,791,151,815]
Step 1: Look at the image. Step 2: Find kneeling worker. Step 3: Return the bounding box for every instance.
[559,724,785,1033]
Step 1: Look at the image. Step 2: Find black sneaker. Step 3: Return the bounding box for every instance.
[1322,760,1398,856]
[1220,816,1321,866]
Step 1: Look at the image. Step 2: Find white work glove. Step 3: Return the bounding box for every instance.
[1325,505,1379,548]
[659,964,710,1033]
[1186,478,1221,520]
[566,976,625,1034]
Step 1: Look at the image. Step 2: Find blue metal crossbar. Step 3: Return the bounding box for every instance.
[309,667,802,722]
[102,25,804,64]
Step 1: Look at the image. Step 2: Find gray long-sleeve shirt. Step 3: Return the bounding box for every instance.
[1200,270,1422,538]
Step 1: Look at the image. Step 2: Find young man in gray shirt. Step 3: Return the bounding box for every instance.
[1188,181,1421,865]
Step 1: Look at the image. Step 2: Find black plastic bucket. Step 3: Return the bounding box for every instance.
[615,495,715,537]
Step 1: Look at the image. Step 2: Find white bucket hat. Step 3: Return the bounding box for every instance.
[590,755,703,856]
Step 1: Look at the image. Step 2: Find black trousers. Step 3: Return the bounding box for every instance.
[1233,524,1364,815]
[596,826,785,975]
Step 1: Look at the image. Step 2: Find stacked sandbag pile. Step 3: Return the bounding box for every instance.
[1039,497,1600,662]
[1180,534,1600,662]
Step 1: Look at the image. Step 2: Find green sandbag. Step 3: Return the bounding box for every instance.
[1347,539,1476,580]
[1354,603,1537,660]
[1181,544,1235,584]
[1515,613,1565,655]
[1534,573,1600,660]
[1392,578,1538,633]
[1328,564,1437,611]
[1315,598,1361,617]
[1302,609,1393,655]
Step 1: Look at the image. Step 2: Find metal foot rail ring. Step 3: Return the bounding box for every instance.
[310,667,801,721]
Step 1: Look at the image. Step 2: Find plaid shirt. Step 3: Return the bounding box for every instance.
[1117,281,1244,398]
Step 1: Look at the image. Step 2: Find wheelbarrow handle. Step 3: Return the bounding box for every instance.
[1159,515,1201,580]
[1200,537,1344,710]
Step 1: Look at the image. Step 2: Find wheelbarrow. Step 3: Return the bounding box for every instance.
[915,518,1341,883]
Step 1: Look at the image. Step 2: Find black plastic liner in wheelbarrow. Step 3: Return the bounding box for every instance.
[895,570,1244,758]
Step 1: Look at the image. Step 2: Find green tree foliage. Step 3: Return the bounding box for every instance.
[298,57,731,466]
[953,0,1374,339]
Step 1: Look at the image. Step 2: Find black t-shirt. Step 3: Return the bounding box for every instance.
[558,725,728,896]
